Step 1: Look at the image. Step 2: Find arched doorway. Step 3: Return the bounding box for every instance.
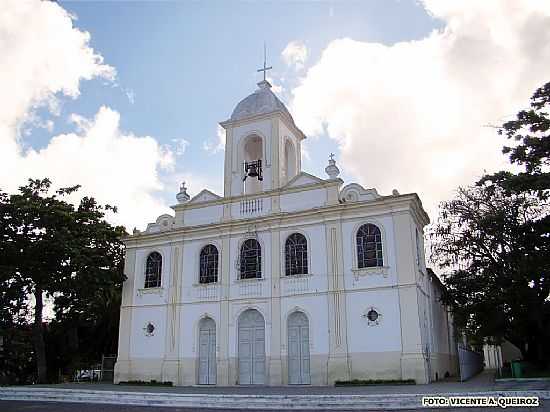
[198,317,216,384]
[238,309,265,384]
[287,311,310,384]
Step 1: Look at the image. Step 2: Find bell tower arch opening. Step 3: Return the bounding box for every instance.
[243,134,264,195]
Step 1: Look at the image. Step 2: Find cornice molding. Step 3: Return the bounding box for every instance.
[219,110,306,141]
[126,193,424,248]
[170,178,343,211]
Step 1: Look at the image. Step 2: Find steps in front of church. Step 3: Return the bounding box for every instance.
[1,387,550,410]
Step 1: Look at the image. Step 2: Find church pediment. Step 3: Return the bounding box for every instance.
[284,172,325,189]
[144,213,174,234]
[188,189,222,204]
[340,183,381,203]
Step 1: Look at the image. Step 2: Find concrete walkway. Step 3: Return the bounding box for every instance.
[25,370,550,394]
[1,371,549,410]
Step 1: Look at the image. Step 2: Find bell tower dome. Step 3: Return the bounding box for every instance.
[220,79,306,197]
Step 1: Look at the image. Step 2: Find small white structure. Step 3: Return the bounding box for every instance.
[114,78,458,386]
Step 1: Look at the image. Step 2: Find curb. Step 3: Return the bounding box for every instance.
[1,388,550,410]
[496,378,550,382]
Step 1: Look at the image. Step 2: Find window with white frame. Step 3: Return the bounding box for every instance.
[285,233,308,276]
[356,224,383,268]
[240,239,261,279]
[145,252,162,288]
[199,244,219,284]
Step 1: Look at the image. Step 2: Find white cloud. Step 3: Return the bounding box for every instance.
[266,76,284,94]
[16,107,174,230]
[0,0,175,231]
[203,124,226,154]
[290,0,550,220]
[282,41,308,71]
[0,0,115,186]
[125,89,135,105]
[171,138,189,156]
[0,0,114,144]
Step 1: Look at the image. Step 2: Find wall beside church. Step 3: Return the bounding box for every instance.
[425,274,459,380]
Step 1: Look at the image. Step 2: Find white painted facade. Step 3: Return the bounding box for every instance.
[114,80,458,386]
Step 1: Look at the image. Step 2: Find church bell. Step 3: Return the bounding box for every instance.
[243,160,263,181]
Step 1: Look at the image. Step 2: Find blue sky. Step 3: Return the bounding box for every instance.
[3,0,549,229]
[44,0,440,190]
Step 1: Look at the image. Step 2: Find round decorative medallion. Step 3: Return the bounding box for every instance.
[363,307,382,326]
[367,309,379,322]
[144,322,155,336]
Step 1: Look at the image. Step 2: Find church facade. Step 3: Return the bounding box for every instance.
[114,79,458,386]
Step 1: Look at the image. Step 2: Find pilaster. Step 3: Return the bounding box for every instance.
[218,234,232,385]
[117,248,137,360]
[392,211,428,383]
[271,117,281,190]
[114,248,136,383]
[162,243,182,384]
[269,226,283,384]
[223,126,233,197]
[325,221,350,383]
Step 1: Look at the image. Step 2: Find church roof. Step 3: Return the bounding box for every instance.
[230,80,293,122]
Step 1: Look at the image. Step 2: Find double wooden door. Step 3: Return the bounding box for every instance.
[238,309,265,384]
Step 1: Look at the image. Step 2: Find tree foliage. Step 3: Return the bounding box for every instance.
[0,179,125,383]
[431,185,549,359]
[482,82,550,197]
[432,82,550,363]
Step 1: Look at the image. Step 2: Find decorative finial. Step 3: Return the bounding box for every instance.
[325,153,340,179]
[257,42,273,82]
[176,181,190,204]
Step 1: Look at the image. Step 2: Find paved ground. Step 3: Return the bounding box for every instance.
[28,370,550,395]
[0,401,548,412]
[3,371,548,411]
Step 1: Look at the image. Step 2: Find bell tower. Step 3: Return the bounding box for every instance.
[219,79,306,198]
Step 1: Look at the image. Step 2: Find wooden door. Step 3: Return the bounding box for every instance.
[288,311,310,384]
[238,309,265,384]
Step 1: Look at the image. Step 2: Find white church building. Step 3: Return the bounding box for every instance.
[114,77,458,386]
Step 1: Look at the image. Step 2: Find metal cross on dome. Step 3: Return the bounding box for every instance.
[257,43,272,81]
[329,153,335,161]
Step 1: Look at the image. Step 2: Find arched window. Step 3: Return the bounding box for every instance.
[145,251,162,288]
[285,233,308,276]
[240,239,261,279]
[356,224,383,268]
[200,244,219,284]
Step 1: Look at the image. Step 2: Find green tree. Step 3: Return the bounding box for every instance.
[482,81,550,196]
[0,179,125,383]
[431,184,549,361]
[432,82,550,364]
